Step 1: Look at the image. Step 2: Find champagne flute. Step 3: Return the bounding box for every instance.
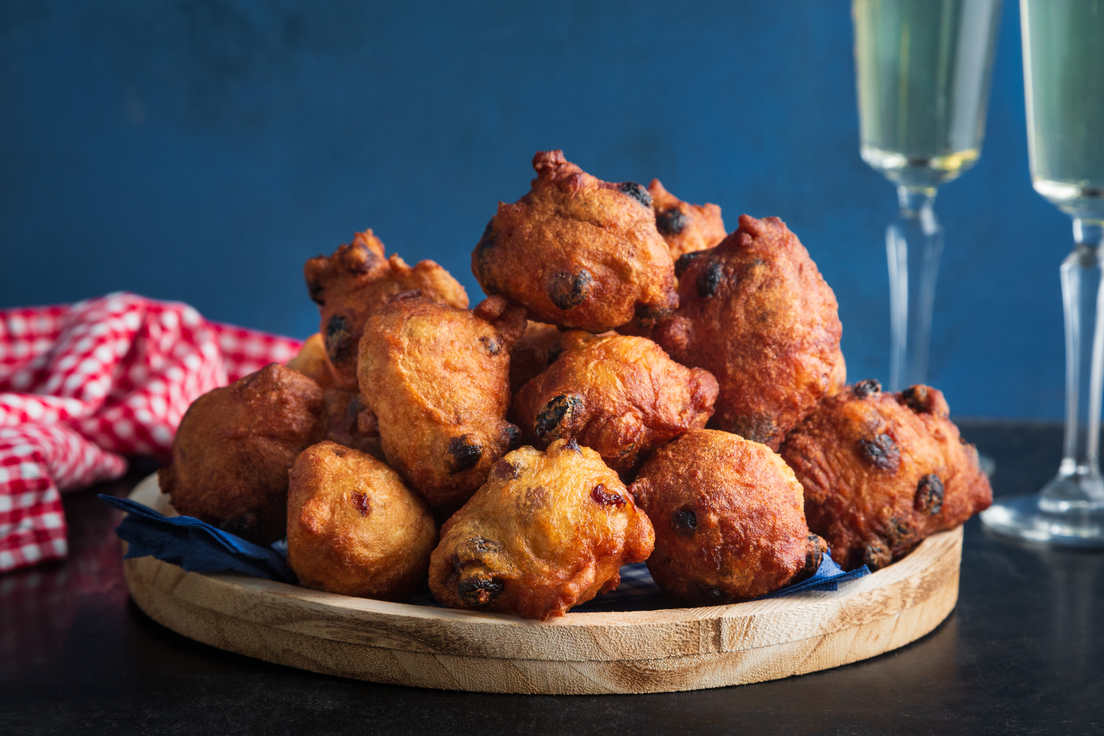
[854,0,1003,391]
[981,0,1104,545]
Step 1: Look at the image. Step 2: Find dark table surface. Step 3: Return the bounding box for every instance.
[2,420,1101,736]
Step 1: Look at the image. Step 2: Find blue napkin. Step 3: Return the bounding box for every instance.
[565,552,869,613]
[99,494,297,584]
[762,549,869,598]
[100,494,867,608]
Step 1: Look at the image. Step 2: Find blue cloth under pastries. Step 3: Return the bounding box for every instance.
[99,495,296,584]
[100,494,868,609]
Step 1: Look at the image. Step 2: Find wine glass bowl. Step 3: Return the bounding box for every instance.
[860,148,980,190]
[1021,0,1104,221]
[980,0,1104,546]
[853,0,1004,391]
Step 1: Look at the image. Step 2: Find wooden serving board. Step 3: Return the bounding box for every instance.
[121,473,962,695]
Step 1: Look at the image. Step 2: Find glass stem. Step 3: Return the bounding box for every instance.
[886,185,944,391]
[1051,219,1104,504]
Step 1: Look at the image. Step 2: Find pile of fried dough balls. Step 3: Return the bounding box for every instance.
[158,150,992,620]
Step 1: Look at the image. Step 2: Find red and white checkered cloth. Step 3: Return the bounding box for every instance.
[0,292,301,574]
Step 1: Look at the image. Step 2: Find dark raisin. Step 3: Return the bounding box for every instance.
[547,270,592,310]
[447,435,483,474]
[351,492,371,517]
[884,517,916,547]
[347,242,376,274]
[862,538,892,571]
[479,335,501,356]
[502,424,522,450]
[900,385,934,413]
[535,395,581,440]
[674,250,707,279]
[306,277,324,305]
[491,459,519,481]
[656,207,688,236]
[857,433,900,471]
[618,181,652,207]
[634,302,672,325]
[324,314,354,364]
[458,575,504,606]
[853,379,881,399]
[697,261,724,298]
[729,415,776,445]
[674,507,697,534]
[591,484,625,507]
[915,473,944,515]
[331,446,347,458]
[564,437,582,454]
[524,485,548,513]
[790,534,827,585]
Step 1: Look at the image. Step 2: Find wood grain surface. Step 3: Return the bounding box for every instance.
[121,473,962,694]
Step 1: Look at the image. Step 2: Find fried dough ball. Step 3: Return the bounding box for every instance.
[158,364,325,545]
[779,380,993,571]
[653,214,844,450]
[508,321,564,395]
[286,333,337,389]
[828,350,848,396]
[429,439,655,620]
[358,293,527,511]
[320,387,384,460]
[304,229,469,389]
[290,336,382,456]
[287,442,437,601]
[647,179,727,261]
[472,150,679,333]
[630,429,821,604]
[512,332,719,475]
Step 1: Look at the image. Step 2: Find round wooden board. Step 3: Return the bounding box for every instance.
[121,473,962,695]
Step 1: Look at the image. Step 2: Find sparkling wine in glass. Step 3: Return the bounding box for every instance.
[981,0,1104,545]
[854,0,1003,391]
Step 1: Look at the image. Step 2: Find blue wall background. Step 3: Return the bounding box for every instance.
[0,0,1064,418]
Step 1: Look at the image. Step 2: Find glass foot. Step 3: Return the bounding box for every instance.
[981,484,1104,548]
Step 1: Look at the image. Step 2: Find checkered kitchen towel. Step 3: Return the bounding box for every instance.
[0,292,300,574]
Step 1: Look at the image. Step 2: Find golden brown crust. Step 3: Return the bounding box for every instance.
[428,440,655,620]
[512,332,718,475]
[286,333,337,390]
[472,150,679,332]
[286,442,437,601]
[320,387,384,460]
[647,179,726,261]
[652,214,844,450]
[779,381,993,571]
[508,321,564,395]
[304,229,469,389]
[357,294,526,511]
[158,364,325,545]
[630,430,813,603]
[827,350,848,396]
